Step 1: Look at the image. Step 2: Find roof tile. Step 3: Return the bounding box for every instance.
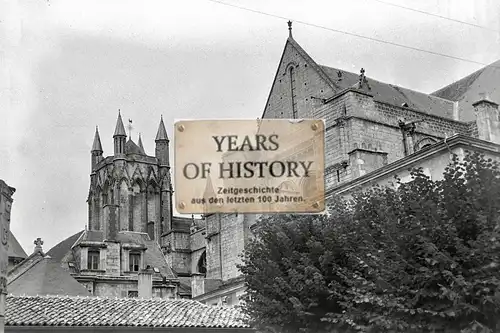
[6,295,250,328]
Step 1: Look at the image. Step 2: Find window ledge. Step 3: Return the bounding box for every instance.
[81,269,106,273]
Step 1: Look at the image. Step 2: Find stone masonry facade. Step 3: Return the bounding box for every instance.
[37,26,500,306]
[186,29,500,306]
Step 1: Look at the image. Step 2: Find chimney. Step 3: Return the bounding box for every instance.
[138,266,154,299]
[191,273,205,298]
[473,93,500,144]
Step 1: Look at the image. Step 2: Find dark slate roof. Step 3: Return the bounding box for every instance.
[172,216,192,233]
[46,231,84,262]
[114,112,126,137]
[8,232,27,259]
[125,139,146,155]
[7,255,91,297]
[430,59,500,121]
[320,65,455,118]
[431,66,486,101]
[119,232,177,279]
[91,127,103,152]
[155,117,169,141]
[281,37,456,119]
[6,295,250,328]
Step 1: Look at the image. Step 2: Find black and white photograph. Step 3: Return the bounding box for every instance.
[2,0,500,332]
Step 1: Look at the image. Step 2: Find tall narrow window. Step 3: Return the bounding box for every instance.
[88,250,100,270]
[197,251,207,275]
[147,221,155,240]
[129,252,141,272]
[289,67,297,119]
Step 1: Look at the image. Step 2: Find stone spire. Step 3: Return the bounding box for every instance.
[113,110,127,138]
[287,20,293,39]
[138,133,144,151]
[113,110,127,156]
[155,116,170,167]
[155,116,169,142]
[91,126,103,152]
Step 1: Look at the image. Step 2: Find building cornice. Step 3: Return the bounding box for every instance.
[328,134,500,196]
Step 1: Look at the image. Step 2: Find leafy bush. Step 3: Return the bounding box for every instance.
[239,152,500,333]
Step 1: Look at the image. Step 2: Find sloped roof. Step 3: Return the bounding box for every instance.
[276,37,456,119]
[8,256,91,297]
[431,59,500,121]
[118,232,177,279]
[138,133,145,151]
[91,127,103,152]
[8,232,27,259]
[114,112,127,137]
[46,231,84,262]
[155,117,169,141]
[125,139,146,155]
[320,66,455,119]
[431,67,486,101]
[6,295,250,328]
[69,230,177,279]
[172,216,194,232]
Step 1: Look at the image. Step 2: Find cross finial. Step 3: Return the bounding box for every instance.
[358,68,371,90]
[287,20,293,38]
[34,238,44,253]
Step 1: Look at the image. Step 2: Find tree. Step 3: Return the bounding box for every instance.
[238,152,500,333]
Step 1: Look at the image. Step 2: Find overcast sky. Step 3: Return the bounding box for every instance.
[1,0,499,254]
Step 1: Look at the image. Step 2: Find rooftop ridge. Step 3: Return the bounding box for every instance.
[320,64,456,105]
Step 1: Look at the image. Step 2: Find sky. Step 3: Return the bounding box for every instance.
[1,0,500,254]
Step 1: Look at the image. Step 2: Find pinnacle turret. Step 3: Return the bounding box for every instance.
[113,111,127,137]
[91,126,103,152]
[113,110,127,156]
[138,133,145,151]
[155,116,169,142]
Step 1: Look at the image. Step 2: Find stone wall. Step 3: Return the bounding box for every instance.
[205,214,222,280]
[94,280,137,298]
[105,242,120,276]
[262,40,335,120]
[89,153,171,240]
[220,214,245,281]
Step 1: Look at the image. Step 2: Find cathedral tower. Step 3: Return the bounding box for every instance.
[87,112,173,240]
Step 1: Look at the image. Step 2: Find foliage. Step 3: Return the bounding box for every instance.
[238,152,500,333]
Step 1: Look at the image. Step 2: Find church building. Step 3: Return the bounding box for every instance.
[15,22,500,304]
[28,114,203,299]
[190,22,500,306]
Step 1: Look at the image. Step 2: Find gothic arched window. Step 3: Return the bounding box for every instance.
[197,251,207,275]
[147,221,155,240]
[289,66,297,119]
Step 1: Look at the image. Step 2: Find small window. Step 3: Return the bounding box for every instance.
[88,250,99,270]
[129,252,141,272]
[128,290,138,298]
